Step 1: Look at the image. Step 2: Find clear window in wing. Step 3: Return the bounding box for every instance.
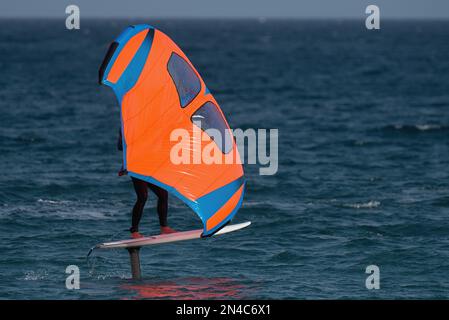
[191,102,233,154]
[167,52,201,108]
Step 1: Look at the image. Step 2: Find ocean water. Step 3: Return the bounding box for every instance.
[1,19,449,299]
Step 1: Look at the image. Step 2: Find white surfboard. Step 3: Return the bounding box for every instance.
[94,221,251,250]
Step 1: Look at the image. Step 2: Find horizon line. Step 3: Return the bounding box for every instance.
[0,16,449,21]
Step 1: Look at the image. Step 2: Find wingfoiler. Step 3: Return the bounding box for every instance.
[99,24,246,237]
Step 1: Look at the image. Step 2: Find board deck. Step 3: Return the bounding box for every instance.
[95,221,251,249]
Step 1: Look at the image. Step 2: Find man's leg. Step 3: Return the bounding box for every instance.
[147,183,168,227]
[130,177,148,233]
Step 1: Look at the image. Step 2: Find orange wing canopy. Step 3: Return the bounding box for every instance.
[99,24,245,236]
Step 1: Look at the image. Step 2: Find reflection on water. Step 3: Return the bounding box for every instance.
[121,277,248,299]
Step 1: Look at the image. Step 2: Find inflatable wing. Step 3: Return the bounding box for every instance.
[99,25,245,236]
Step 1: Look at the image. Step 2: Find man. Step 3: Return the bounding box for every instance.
[118,129,176,238]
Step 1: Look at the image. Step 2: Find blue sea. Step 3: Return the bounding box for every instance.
[1,19,449,299]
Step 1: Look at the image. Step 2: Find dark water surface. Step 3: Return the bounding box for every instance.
[1,19,449,299]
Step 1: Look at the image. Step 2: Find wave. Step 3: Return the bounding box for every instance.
[0,201,117,221]
[344,200,381,209]
[37,199,70,205]
[382,124,449,133]
[94,272,131,281]
[19,270,49,281]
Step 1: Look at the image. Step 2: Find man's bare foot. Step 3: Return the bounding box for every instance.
[160,226,177,234]
[131,231,144,239]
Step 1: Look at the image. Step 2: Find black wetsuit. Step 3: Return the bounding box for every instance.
[118,129,169,233]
